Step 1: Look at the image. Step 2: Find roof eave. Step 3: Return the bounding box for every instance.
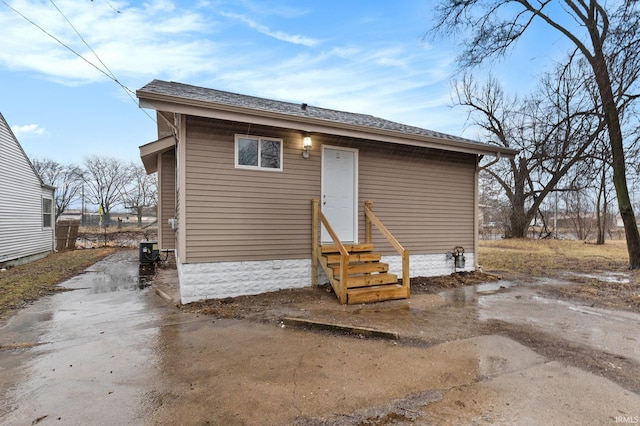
[139,135,176,174]
[137,90,518,159]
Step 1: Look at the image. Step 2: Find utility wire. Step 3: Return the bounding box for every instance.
[48,0,155,121]
[93,0,121,14]
[49,0,119,83]
[1,0,155,122]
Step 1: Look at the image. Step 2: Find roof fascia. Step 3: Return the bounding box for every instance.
[139,135,176,174]
[138,93,517,158]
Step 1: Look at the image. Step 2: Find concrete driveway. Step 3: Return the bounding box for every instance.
[0,250,639,425]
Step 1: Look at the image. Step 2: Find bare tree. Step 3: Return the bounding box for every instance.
[121,163,157,226]
[458,64,603,237]
[82,156,129,222]
[563,184,595,240]
[31,158,83,220]
[432,0,640,266]
[595,163,617,244]
[579,132,618,244]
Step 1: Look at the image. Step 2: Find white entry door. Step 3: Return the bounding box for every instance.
[321,146,358,243]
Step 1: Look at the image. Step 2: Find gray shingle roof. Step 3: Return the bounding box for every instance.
[138,79,514,155]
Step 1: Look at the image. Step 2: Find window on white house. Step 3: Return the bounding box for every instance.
[235,135,283,171]
[43,198,53,228]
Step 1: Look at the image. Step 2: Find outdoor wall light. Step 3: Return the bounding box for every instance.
[302,135,312,158]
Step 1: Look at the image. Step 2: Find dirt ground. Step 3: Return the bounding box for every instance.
[3,248,640,424]
[179,271,501,322]
[152,260,640,397]
[177,268,640,321]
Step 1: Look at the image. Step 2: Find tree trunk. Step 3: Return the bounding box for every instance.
[591,51,640,266]
[508,206,529,238]
[596,166,605,245]
[507,157,529,238]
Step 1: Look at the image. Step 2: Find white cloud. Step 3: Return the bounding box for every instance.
[12,123,45,138]
[0,0,464,137]
[218,11,319,47]
[212,40,458,131]
[0,0,217,85]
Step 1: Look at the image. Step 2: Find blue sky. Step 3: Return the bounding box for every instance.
[0,0,566,166]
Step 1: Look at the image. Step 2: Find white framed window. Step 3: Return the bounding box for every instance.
[42,198,53,228]
[235,135,283,171]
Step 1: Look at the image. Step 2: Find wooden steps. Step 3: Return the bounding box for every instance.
[332,262,388,276]
[347,284,409,305]
[324,252,381,264]
[320,243,408,304]
[321,243,373,253]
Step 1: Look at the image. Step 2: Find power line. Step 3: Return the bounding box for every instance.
[0,0,155,123]
[49,0,118,82]
[93,0,121,14]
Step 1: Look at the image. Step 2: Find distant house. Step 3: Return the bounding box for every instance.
[0,113,56,266]
[137,80,517,304]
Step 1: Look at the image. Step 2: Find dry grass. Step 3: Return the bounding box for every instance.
[480,239,640,312]
[0,248,115,318]
[479,239,629,276]
[77,226,157,248]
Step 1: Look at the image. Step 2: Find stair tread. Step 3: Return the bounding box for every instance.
[347,284,409,304]
[325,252,381,264]
[331,262,389,275]
[347,283,404,294]
[337,272,398,288]
[321,243,373,254]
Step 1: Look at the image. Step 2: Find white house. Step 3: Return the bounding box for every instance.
[0,112,55,266]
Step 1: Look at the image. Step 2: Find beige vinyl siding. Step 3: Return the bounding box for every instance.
[183,117,320,263]
[158,149,176,250]
[0,114,55,264]
[357,141,476,255]
[181,116,477,263]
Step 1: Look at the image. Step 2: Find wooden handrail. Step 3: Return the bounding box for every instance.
[311,199,348,303]
[318,212,349,257]
[364,206,405,254]
[364,200,410,295]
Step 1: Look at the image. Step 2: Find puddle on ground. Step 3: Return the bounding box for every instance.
[565,271,631,284]
[0,250,150,344]
[438,281,518,307]
[0,250,167,424]
[3,250,640,424]
[59,250,154,294]
[477,288,640,362]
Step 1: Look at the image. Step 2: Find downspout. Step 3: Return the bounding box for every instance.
[158,111,179,135]
[479,152,501,170]
[474,156,480,271]
[177,114,187,265]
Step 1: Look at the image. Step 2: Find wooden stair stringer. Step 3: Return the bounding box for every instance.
[320,243,408,304]
[318,254,341,296]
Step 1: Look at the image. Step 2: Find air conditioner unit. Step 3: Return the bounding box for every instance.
[139,241,160,264]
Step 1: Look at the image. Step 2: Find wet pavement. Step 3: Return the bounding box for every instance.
[0,250,175,425]
[0,250,639,425]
